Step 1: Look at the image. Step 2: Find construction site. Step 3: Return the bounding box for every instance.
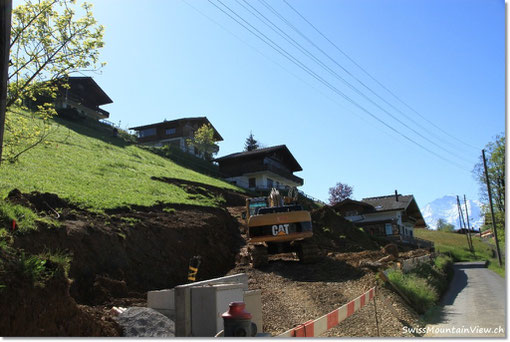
[0,184,436,337]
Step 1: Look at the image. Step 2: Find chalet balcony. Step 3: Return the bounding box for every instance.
[241,162,303,185]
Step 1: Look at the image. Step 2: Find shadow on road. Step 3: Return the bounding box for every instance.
[425,263,484,324]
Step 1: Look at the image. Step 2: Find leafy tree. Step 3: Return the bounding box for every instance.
[473,134,505,241]
[436,218,455,232]
[187,124,218,161]
[5,0,105,162]
[328,182,353,205]
[244,131,259,151]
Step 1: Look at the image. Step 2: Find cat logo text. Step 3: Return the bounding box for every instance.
[272,224,289,236]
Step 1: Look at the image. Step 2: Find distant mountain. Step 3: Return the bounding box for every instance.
[422,195,484,230]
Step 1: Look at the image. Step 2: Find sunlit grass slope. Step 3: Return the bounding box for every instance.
[0,113,240,210]
[415,229,505,277]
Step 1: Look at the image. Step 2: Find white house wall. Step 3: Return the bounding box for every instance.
[358,211,400,223]
[225,171,301,190]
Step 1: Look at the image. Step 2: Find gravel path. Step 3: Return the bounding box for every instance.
[425,262,505,337]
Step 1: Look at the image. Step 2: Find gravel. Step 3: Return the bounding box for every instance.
[114,307,175,337]
[228,250,428,337]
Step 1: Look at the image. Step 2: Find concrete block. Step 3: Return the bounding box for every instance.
[147,289,175,310]
[244,289,263,333]
[190,283,244,337]
[174,273,248,337]
[147,289,175,319]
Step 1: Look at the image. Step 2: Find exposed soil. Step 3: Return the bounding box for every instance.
[2,189,431,337]
[8,190,244,305]
[0,250,121,336]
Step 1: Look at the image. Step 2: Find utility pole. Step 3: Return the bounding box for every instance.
[463,194,474,252]
[457,195,472,252]
[0,0,12,165]
[482,149,503,266]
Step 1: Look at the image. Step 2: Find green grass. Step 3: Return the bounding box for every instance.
[0,201,39,233]
[415,229,505,277]
[387,269,438,313]
[17,252,48,285]
[0,111,242,211]
[386,255,453,314]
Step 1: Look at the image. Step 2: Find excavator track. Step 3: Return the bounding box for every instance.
[249,244,268,268]
[296,241,321,264]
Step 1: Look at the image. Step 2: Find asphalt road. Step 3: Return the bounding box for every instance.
[426,262,506,337]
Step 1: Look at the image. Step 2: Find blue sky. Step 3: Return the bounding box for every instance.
[77,0,503,207]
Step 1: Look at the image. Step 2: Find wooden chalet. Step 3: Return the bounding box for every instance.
[54,77,113,120]
[215,145,304,190]
[333,191,426,241]
[129,117,223,158]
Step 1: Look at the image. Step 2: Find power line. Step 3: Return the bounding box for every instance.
[281,0,480,152]
[236,0,473,166]
[179,0,408,144]
[207,0,469,171]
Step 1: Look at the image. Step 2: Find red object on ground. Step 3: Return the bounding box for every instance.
[12,220,16,231]
[221,302,252,320]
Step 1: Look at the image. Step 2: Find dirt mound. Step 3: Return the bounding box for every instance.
[11,191,244,306]
[7,189,78,213]
[0,250,121,336]
[311,206,377,252]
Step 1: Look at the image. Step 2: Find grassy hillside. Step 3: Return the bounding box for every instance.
[415,229,505,277]
[0,112,241,211]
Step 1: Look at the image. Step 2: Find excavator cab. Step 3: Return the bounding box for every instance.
[245,187,319,267]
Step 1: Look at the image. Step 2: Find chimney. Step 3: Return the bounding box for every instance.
[395,190,399,202]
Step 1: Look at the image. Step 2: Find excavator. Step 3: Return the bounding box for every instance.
[243,187,320,267]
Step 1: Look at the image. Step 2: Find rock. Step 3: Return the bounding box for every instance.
[114,307,175,337]
[382,244,399,258]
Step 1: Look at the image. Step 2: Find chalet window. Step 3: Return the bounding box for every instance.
[166,128,176,135]
[385,223,393,236]
[139,128,156,138]
[345,210,358,217]
[267,178,274,188]
[249,178,256,188]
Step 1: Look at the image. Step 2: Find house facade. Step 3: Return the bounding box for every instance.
[129,117,223,158]
[54,77,113,120]
[333,192,426,240]
[215,145,304,191]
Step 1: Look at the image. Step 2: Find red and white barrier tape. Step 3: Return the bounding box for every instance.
[277,287,376,337]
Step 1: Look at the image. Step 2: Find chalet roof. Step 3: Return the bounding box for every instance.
[362,194,426,228]
[332,198,376,212]
[66,77,113,106]
[362,194,414,211]
[129,117,223,141]
[215,145,303,172]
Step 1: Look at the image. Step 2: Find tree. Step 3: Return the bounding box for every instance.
[187,124,218,161]
[5,0,105,162]
[328,182,353,205]
[436,218,455,232]
[473,134,505,241]
[244,131,259,151]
